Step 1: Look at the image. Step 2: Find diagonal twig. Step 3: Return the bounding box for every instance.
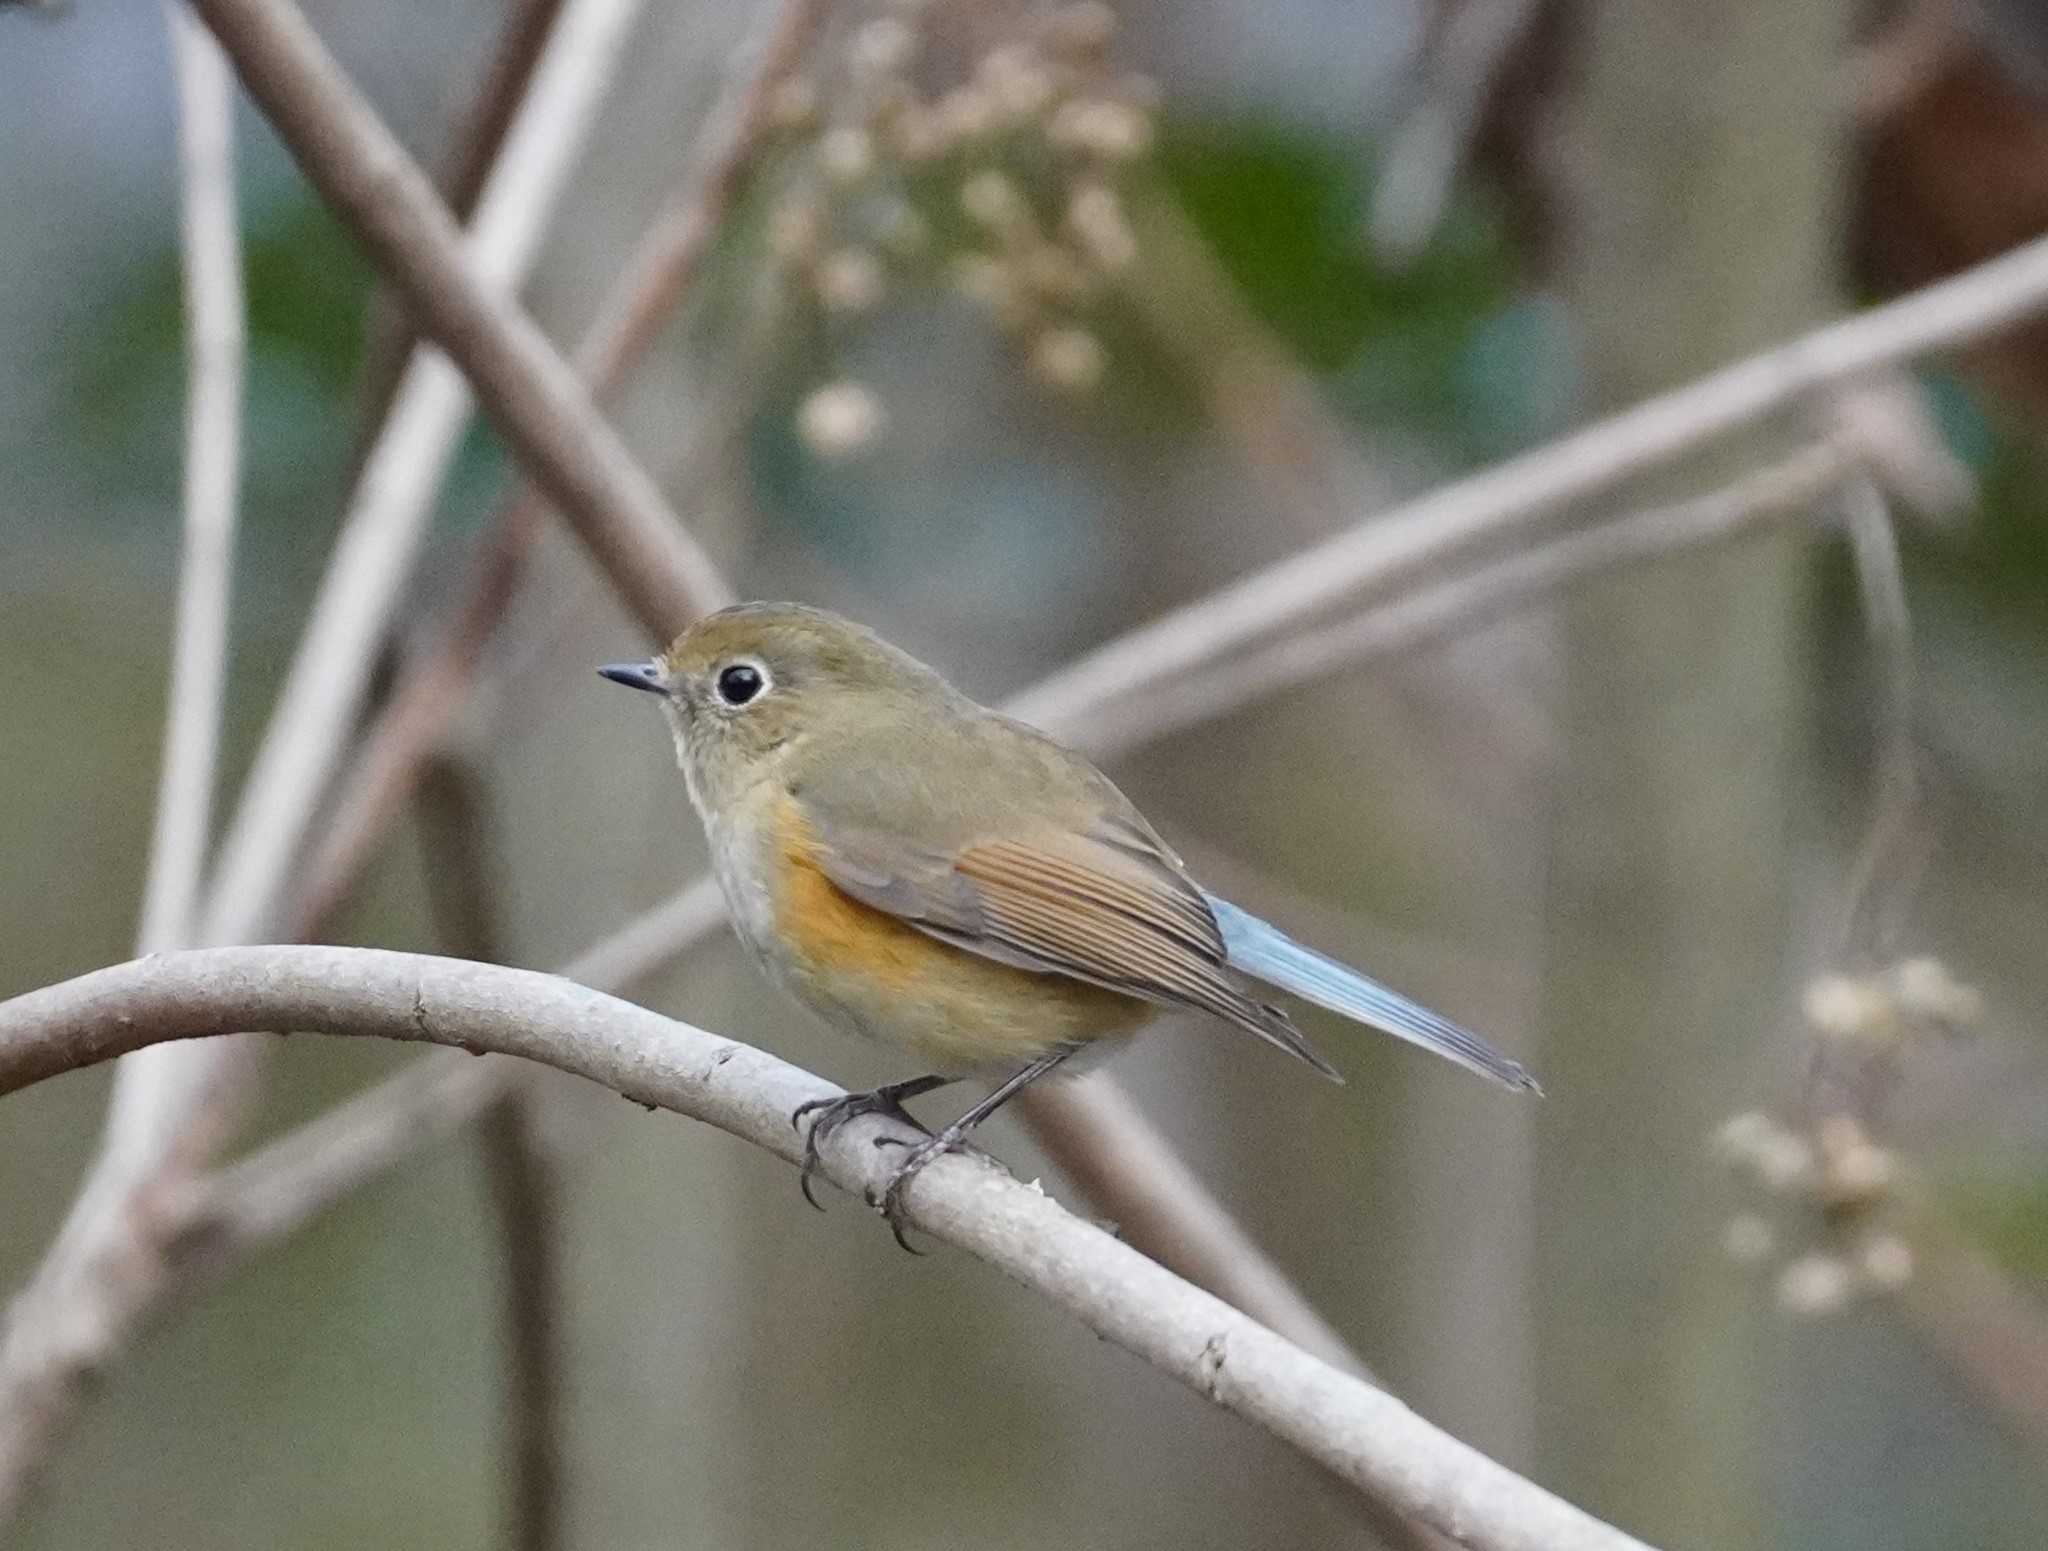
[290,0,830,940]
[349,0,570,444]
[187,0,732,639]
[1003,225,2048,733]
[1070,440,1854,756]
[200,0,656,952]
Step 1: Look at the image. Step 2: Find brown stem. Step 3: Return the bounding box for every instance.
[189,0,731,636]
[415,754,565,1551]
[289,0,829,938]
[349,0,570,448]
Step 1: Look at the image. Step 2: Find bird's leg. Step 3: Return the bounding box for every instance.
[792,1074,952,1209]
[877,1048,1077,1252]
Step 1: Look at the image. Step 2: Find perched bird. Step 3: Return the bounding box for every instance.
[602,602,1537,1244]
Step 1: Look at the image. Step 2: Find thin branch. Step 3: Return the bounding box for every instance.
[1067,441,1854,757]
[200,0,652,951]
[1897,1189,2048,1458]
[0,946,1662,1551]
[0,0,638,1519]
[1003,225,2048,734]
[187,0,732,639]
[350,0,570,442]
[415,755,563,1551]
[1368,0,1546,266]
[568,0,829,392]
[139,4,245,958]
[556,876,729,990]
[1016,1075,1365,1375]
[0,13,248,1515]
[1802,482,2048,1452]
[1753,470,2048,1454]
[291,0,830,938]
[1833,476,1931,963]
[203,1054,514,1246]
[479,1092,565,1551]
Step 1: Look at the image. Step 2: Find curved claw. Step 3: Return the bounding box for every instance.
[798,1149,828,1212]
[792,1094,843,1210]
[877,1133,964,1254]
[791,1089,933,1213]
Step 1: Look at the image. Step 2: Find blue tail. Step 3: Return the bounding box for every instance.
[1204,893,1541,1093]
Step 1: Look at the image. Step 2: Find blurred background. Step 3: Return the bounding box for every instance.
[3,0,2047,1546]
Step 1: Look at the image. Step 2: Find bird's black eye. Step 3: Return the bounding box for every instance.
[715,661,766,706]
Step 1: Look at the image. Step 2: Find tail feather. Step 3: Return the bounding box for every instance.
[1204,893,1542,1094]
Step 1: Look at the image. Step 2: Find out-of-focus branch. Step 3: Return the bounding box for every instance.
[350,0,569,441]
[187,0,731,639]
[1368,0,1547,266]
[292,0,830,938]
[557,876,729,989]
[0,946,1664,1551]
[0,0,640,1522]
[1070,441,1854,756]
[1897,1190,2048,1458]
[1005,225,2048,733]
[139,6,245,958]
[200,0,652,951]
[1016,1075,1362,1374]
[1833,477,1930,961]
[415,756,563,1551]
[0,13,247,1517]
[479,1092,564,1551]
[567,0,828,397]
[1119,189,1395,534]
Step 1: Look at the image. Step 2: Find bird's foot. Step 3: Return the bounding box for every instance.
[873,1125,975,1254]
[792,1088,932,1210]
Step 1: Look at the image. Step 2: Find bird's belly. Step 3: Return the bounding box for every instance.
[758,823,1152,1074]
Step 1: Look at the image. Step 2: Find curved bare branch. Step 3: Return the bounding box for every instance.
[0,945,1657,1551]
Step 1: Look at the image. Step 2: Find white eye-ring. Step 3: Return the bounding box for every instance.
[713,658,771,707]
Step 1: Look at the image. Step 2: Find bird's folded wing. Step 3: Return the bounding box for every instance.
[798,801,1342,1080]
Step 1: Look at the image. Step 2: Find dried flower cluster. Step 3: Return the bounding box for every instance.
[1711,955,1983,1317]
[761,1,1160,457]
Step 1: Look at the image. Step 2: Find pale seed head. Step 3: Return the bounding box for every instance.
[1068,182,1137,270]
[1722,1213,1776,1265]
[1859,1234,1914,1289]
[1030,326,1107,391]
[1777,1253,1854,1316]
[815,247,885,313]
[818,126,876,184]
[797,382,886,456]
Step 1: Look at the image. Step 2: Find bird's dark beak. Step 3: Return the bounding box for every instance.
[598,659,668,695]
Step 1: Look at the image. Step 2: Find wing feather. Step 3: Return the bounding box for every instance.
[800,804,1342,1081]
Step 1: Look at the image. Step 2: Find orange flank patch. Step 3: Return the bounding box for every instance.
[776,828,951,994]
[764,800,1153,1070]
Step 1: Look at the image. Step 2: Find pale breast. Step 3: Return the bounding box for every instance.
[701,787,788,988]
